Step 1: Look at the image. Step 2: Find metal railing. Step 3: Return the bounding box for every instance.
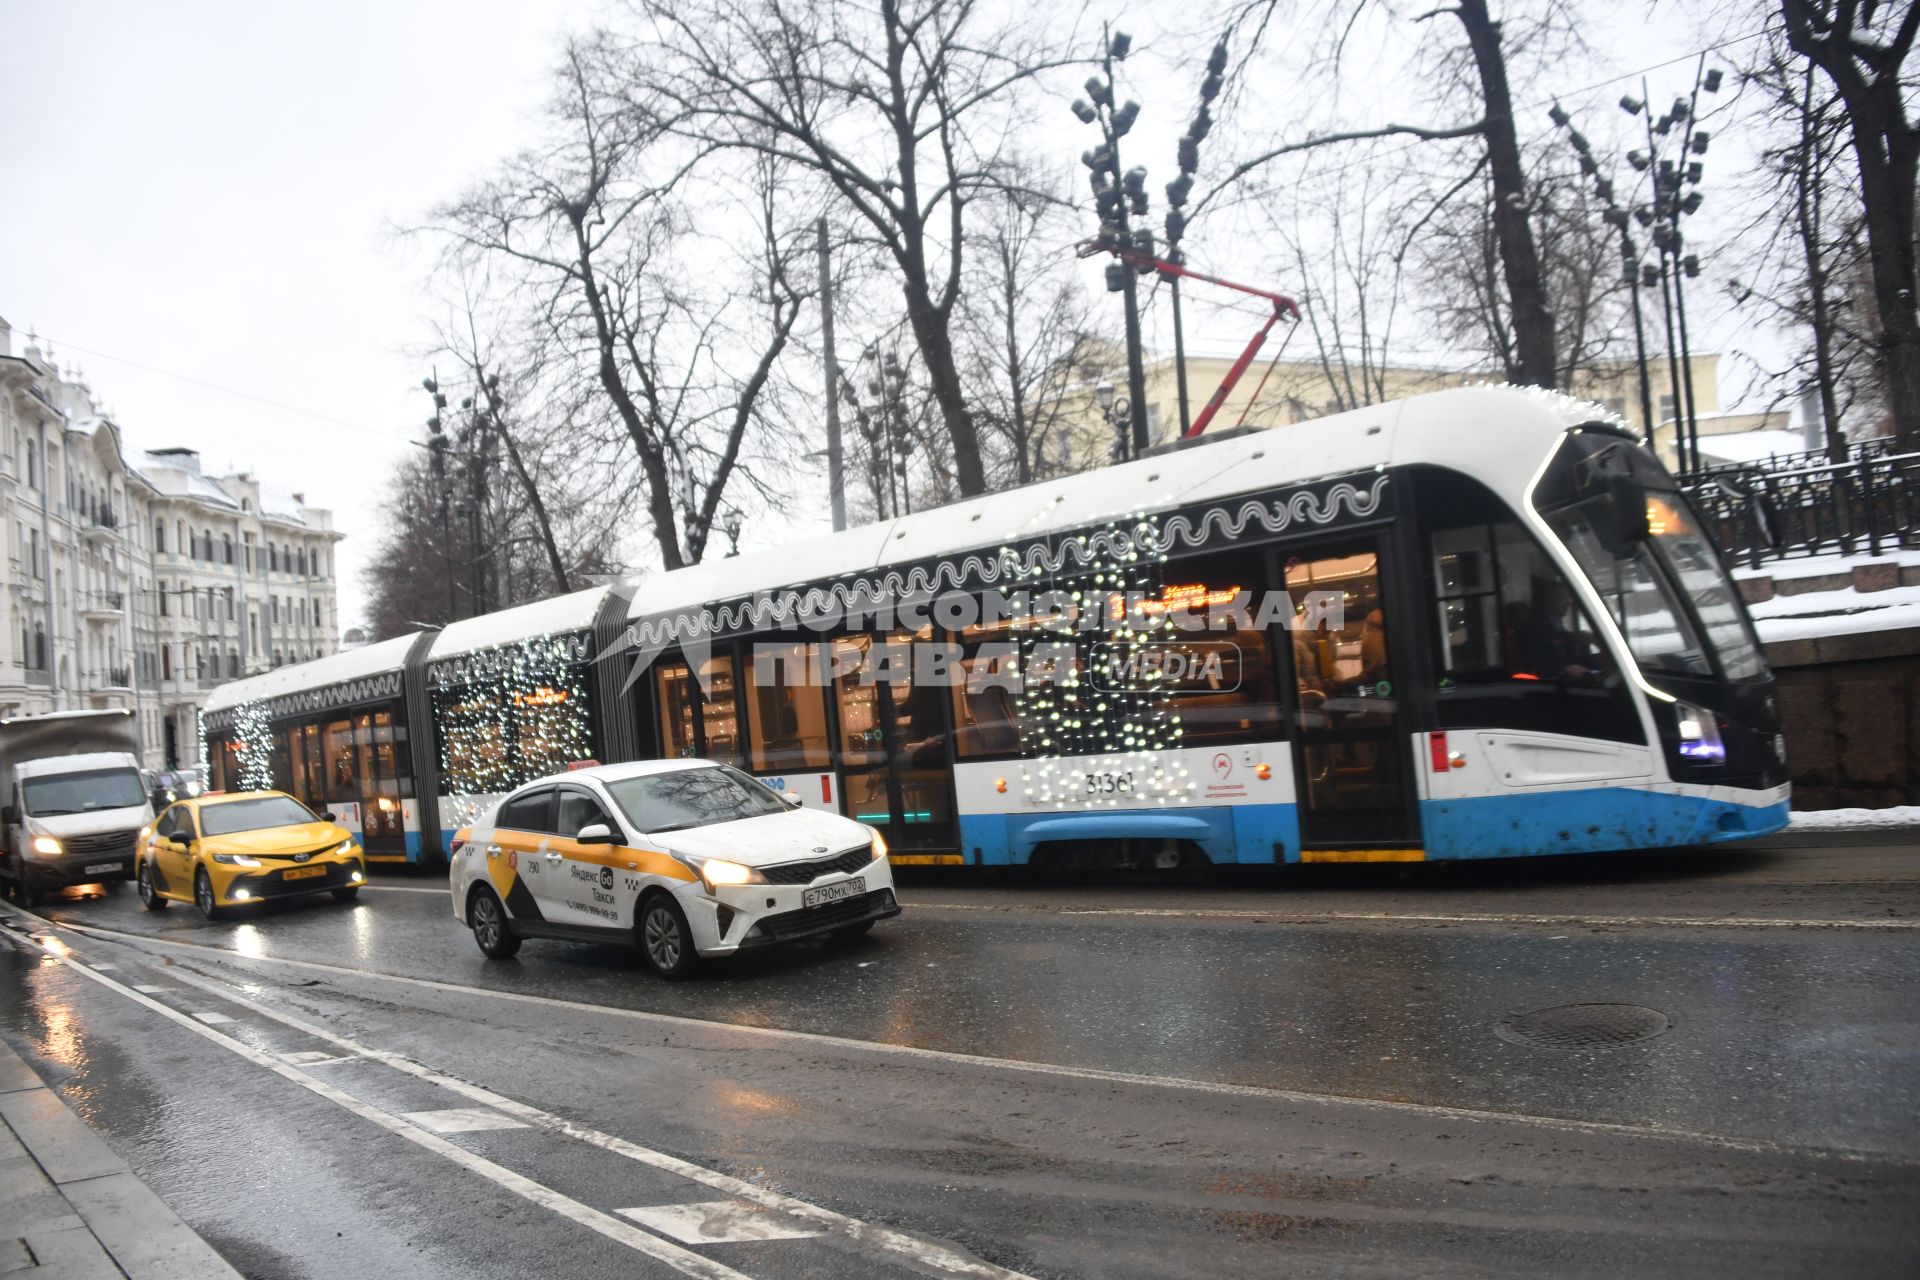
[1684,449,1920,569]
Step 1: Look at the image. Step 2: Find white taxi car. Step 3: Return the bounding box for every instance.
[449,759,899,977]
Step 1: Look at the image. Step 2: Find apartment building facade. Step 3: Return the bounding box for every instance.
[0,319,344,769]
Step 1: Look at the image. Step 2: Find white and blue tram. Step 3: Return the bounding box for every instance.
[201,386,1788,869]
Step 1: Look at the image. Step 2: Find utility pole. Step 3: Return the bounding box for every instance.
[816,218,847,532]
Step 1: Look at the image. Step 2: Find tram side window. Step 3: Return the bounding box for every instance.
[1145,548,1286,745]
[1421,492,1642,742]
[655,653,745,767]
[746,643,831,772]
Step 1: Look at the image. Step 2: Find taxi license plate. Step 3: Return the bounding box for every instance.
[84,862,123,875]
[803,876,864,909]
[283,865,327,881]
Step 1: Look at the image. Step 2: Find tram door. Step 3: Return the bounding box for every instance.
[832,634,958,853]
[354,710,408,856]
[1283,540,1419,849]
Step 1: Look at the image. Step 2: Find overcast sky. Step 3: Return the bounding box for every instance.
[1,1,1775,631]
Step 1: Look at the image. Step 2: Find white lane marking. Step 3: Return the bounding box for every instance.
[403,1107,529,1135]
[132,984,174,994]
[278,1050,344,1065]
[26,909,1917,1170]
[906,902,1920,931]
[191,1011,235,1025]
[6,908,1036,1280]
[0,928,752,1280]
[90,963,117,969]
[620,1202,824,1245]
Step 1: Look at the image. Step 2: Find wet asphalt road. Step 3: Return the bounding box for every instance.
[2,839,1917,1278]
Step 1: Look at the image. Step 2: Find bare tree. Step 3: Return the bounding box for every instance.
[1211,0,1562,387]
[1417,151,1630,387]
[959,178,1098,484]
[1735,19,1886,458]
[428,39,806,571]
[632,0,1077,498]
[1778,0,1920,447]
[1270,151,1434,412]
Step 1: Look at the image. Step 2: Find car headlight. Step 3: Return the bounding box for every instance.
[331,841,356,858]
[29,835,62,857]
[211,853,263,867]
[869,830,889,861]
[680,853,764,893]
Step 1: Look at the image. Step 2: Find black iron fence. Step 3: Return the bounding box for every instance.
[1684,449,1920,569]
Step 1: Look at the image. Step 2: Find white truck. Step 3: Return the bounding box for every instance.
[0,709,154,904]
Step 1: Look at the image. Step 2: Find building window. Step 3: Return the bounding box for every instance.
[161,647,172,679]
[222,534,233,565]
[154,519,165,553]
[1658,394,1677,423]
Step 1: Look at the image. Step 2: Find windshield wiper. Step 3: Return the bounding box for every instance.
[29,808,77,816]
[644,820,714,834]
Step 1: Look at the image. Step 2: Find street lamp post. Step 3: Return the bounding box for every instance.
[1094,378,1130,464]
[1072,27,1151,460]
[1622,64,1722,477]
[420,374,455,620]
[1548,103,1656,443]
[1162,39,1229,438]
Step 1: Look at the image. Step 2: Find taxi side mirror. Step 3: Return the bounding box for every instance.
[782,791,802,806]
[575,823,618,845]
[321,812,337,823]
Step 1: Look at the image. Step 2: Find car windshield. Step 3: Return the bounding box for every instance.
[604,766,789,834]
[199,795,320,836]
[21,768,147,816]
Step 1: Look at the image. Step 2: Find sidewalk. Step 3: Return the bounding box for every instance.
[0,1038,239,1279]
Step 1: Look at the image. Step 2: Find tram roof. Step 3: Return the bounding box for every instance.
[204,632,421,713]
[621,385,1615,626]
[426,585,616,663]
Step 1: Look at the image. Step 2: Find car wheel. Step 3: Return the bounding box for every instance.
[331,887,360,903]
[639,895,698,981]
[138,861,169,912]
[194,869,225,921]
[468,887,520,959]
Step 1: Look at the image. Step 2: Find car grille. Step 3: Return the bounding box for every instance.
[750,889,896,942]
[231,862,352,898]
[247,842,342,862]
[759,846,873,885]
[61,829,140,858]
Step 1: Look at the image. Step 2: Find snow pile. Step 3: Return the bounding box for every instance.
[1749,580,1920,643]
[1789,805,1920,831]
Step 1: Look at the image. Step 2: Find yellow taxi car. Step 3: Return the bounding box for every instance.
[137,790,367,920]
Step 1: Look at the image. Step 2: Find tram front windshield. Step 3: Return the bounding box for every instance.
[1538,438,1766,686]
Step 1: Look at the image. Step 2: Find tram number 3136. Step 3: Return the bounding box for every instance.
[1083,770,1137,795]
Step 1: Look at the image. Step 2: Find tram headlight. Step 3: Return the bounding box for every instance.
[1674,701,1726,763]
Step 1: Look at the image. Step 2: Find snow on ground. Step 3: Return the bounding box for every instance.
[1749,581,1920,644]
[1789,806,1920,831]
[1733,547,1920,582]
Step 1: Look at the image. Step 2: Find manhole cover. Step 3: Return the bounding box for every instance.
[1497,1003,1670,1050]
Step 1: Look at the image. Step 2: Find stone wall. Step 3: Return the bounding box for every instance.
[1766,626,1920,809]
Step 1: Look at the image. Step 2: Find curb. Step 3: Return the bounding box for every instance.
[0,1036,241,1279]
